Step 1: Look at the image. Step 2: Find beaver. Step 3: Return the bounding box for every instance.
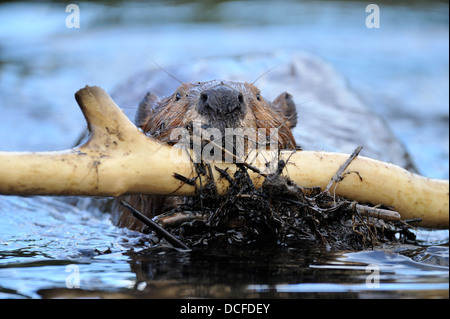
[111,80,298,232]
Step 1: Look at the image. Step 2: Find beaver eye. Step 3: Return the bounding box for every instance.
[256,92,261,101]
[175,92,182,101]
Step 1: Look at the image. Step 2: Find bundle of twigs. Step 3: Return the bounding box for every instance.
[124,146,417,251]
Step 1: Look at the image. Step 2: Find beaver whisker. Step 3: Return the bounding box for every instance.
[151,58,184,85]
[252,63,282,85]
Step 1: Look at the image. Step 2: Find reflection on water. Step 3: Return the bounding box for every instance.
[0,195,448,299]
[0,1,448,299]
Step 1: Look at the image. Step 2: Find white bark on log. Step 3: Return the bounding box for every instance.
[0,86,448,229]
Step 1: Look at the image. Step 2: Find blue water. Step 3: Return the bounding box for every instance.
[0,0,448,299]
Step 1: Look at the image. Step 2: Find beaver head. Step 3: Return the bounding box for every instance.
[135,80,298,150]
[114,80,299,231]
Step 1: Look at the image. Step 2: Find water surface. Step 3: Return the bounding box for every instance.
[0,0,448,299]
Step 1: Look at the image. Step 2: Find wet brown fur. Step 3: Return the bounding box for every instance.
[112,80,298,232]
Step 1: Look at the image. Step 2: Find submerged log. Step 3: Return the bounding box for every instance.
[0,86,448,229]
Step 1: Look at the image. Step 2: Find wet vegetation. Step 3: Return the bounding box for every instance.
[129,148,418,252]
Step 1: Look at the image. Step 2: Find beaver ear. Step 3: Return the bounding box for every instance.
[135,92,160,130]
[273,92,297,129]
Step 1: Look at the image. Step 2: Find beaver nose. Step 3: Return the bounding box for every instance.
[198,86,245,115]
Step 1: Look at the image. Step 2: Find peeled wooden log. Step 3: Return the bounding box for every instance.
[0,86,448,229]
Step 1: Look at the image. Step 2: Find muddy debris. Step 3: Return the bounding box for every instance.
[125,148,418,252]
